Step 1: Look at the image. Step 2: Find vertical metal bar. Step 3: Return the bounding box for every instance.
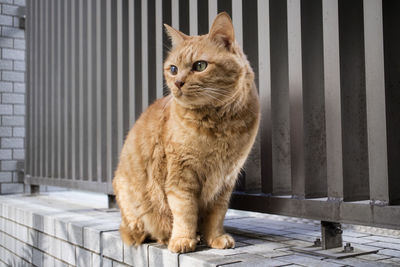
[218,0,232,16]
[232,0,243,47]
[338,0,370,201]
[48,0,53,177]
[106,0,113,181]
[172,0,179,29]
[96,0,103,181]
[26,0,31,178]
[87,0,94,181]
[71,0,77,181]
[197,0,208,35]
[78,0,83,180]
[287,0,305,198]
[382,0,400,205]
[34,0,40,177]
[101,0,108,182]
[257,0,272,194]
[242,0,261,192]
[42,0,47,178]
[179,0,189,34]
[81,0,89,181]
[301,0,327,198]
[189,0,198,36]
[64,0,70,179]
[148,0,157,104]
[156,0,163,99]
[52,0,58,178]
[134,0,143,119]
[117,0,124,155]
[208,0,217,28]
[58,0,64,178]
[364,0,388,204]
[323,0,344,200]
[142,0,149,109]
[128,0,136,126]
[270,0,291,195]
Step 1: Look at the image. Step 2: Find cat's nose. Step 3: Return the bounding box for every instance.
[175,80,185,89]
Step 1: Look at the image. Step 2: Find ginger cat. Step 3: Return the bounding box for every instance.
[113,12,260,253]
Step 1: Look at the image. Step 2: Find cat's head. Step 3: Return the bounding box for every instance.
[164,12,252,109]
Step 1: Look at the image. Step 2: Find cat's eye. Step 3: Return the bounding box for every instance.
[170,65,178,75]
[193,61,208,72]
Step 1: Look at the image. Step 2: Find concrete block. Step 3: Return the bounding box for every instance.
[1,160,17,171]
[124,243,151,267]
[2,48,24,60]
[76,246,91,267]
[13,38,25,50]
[2,115,24,126]
[101,231,123,262]
[0,104,13,114]
[0,182,23,194]
[92,253,112,267]
[0,127,12,136]
[2,93,24,104]
[27,228,38,247]
[0,104,12,114]
[13,83,25,93]
[14,239,32,262]
[13,107,25,118]
[0,15,13,26]
[0,82,12,92]
[54,257,69,267]
[0,149,12,160]
[0,0,13,4]
[14,223,28,243]
[13,60,25,71]
[1,5,24,16]
[60,240,76,265]
[14,0,26,6]
[113,261,131,267]
[0,37,13,49]
[13,126,25,137]
[0,172,11,182]
[2,71,24,82]
[37,232,50,252]
[0,59,12,70]
[49,235,62,259]
[29,245,40,265]
[43,253,56,267]
[1,137,23,148]
[13,149,24,159]
[83,222,119,253]
[148,244,179,267]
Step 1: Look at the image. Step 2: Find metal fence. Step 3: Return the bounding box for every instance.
[25,0,400,230]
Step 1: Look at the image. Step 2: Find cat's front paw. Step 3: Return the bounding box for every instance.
[209,234,235,249]
[168,237,197,253]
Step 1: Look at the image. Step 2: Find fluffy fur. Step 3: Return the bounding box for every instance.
[113,12,260,253]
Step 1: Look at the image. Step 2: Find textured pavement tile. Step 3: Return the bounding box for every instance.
[277,254,343,267]
[83,222,119,253]
[368,242,400,250]
[365,235,400,244]
[282,239,314,247]
[342,230,371,238]
[342,236,377,245]
[326,257,395,267]
[356,253,392,261]
[378,249,400,258]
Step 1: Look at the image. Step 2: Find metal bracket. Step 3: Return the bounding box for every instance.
[321,221,343,249]
[292,221,379,259]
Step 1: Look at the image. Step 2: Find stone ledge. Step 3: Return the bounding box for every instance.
[0,191,399,267]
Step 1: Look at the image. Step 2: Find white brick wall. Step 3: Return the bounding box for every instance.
[0,0,25,194]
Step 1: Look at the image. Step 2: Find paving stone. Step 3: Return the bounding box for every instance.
[101,231,123,262]
[356,253,392,261]
[378,249,400,258]
[365,235,400,244]
[124,242,152,267]
[278,254,343,267]
[326,257,395,267]
[369,242,400,250]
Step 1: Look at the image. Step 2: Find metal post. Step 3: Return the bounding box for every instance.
[30,185,40,195]
[108,194,118,209]
[321,221,343,249]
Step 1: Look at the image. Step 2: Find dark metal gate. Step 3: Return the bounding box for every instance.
[25,0,400,231]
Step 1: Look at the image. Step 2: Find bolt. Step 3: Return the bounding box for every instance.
[314,238,322,247]
[344,242,354,253]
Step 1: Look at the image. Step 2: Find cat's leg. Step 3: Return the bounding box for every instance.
[113,175,147,246]
[166,168,200,253]
[201,185,235,249]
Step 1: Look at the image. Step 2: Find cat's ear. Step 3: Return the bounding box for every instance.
[208,12,235,49]
[164,24,188,47]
